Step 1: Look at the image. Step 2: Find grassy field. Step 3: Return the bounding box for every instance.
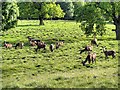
[1,20,119,88]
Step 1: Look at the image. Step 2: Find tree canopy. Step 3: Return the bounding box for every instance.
[18,2,37,19]
[75,2,120,39]
[18,2,65,25]
[57,2,74,19]
[2,0,19,30]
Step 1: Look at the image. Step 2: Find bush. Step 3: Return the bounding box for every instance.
[2,1,19,30]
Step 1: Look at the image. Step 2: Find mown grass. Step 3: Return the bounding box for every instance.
[1,20,119,88]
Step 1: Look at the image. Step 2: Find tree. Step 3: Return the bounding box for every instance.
[33,2,65,25]
[75,2,120,40]
[96,2,120,40]
[18,2,38,19]
[57,2,74,19]
[73,2,85,19]
[76,3,106,36]
[2,0,19,30]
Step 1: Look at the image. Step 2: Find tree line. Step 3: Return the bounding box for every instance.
[2,1,120,40]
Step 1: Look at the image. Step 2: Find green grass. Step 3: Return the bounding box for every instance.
[1,20,119,88]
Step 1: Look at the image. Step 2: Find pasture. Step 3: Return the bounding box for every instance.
[1,20,119,88]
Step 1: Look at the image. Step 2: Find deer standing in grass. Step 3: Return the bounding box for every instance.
[91,36,98,47]
[82,52,96,66]
[4,41,12,48]
[80,45,93,54]
[27,36,40,46]
[35,41,46,52]
[56,41,64,49]
[102,47,116,59]
[15,42,24,49]
[50,44,54,52]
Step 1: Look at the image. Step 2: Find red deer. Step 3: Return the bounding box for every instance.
[102,47,116,59]
[50,44,54,52]
[56,41,64,49]
[35,41,46,52]
[27,36,40,46]
[27,36,33,42]
[29,41,37,46]
[91,37,98,47]
[15,42,24,49]
[80,45,93,54]
[82,52,96,66]
[4,41,12,48]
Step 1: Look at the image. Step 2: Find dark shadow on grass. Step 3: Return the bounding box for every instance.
[85,64,94,68]
[93,37,116,41]
[17,25,40,27]
[85,37,116,41]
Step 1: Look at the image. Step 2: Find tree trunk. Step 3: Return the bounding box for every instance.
[115,23,120,40]
[39,16,44,25]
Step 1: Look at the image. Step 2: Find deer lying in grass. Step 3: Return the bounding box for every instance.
[4,41,12,48]
[27,36,34,42]
[82,52,96,66]
[27,36,40,46]
[50,44,54,52]
[102,47,116,59]
[35,41,46,52]
[29,40,37,46]
[91,37,98,47]
[80,45,93,54]
[15,42,24,49]
[56,41,64,49]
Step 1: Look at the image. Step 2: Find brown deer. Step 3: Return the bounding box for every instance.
[29,40,37,46]
[27,36,40,46]
[35,41,46,52]
[27,36,34,42]
[82,52,96,66]
[4,41,12,48]
[15,42,24,49]
[56,41,64,49]
[91,37,98,47]
[80,45,93,54]
[102,47,116,59]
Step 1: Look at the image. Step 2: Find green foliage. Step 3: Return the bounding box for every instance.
[115,2,120,15]
[57,2,74,19]
[18,2,38,19]
[76,3,106,36]
[17,2,65,26]
[2,0,19,30]
[47,3,65,19]
[73,2,84,17]
[36,2,65,18]
[75,2,120,37]
[32,2,65,25]
[18,2,65,20]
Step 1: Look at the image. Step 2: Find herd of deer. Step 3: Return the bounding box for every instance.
[80,37,116,66]
[3,36,116,66]
[3,36,64,51]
